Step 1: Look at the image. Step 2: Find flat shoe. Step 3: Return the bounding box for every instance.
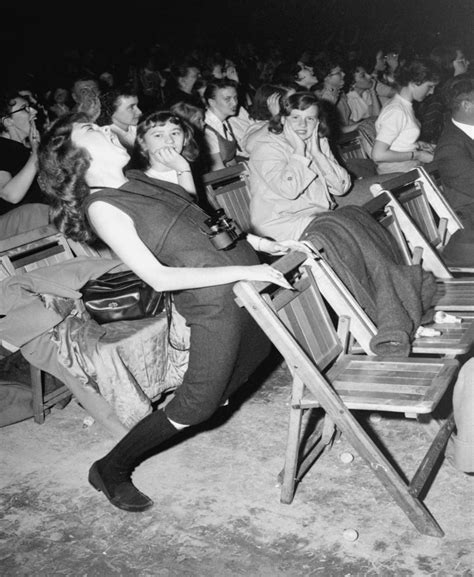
[88,461,154,512]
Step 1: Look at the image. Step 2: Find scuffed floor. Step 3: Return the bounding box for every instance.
[1,356,473,576]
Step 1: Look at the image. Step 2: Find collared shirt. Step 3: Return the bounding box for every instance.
[452,118,474,140]
[204,109,233,155]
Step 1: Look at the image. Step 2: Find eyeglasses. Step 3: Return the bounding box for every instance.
[2,104,31,118]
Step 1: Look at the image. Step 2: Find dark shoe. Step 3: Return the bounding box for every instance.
[88,461,153,512]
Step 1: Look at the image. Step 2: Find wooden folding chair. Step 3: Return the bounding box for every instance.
[336,129,369,161]
[303,242,474,358]
[0,225,75,423]
[66,238,115,259]
[202,163,252,232]
[364,193,474,312]
[233,251,458,537]
[370,169,474,274]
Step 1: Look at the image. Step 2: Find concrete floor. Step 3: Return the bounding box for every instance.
[0,353,473,577]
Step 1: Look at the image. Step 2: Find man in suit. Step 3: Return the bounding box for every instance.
[434,74,474,229]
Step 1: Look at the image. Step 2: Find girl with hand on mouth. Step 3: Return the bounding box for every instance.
[247,92,351,242]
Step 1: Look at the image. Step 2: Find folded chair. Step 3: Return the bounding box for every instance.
[303,242,474,358]
[364,193,474,312]
[370,169,474,274]
[0,225,75,423]
[202,163,252,232]
[233,251,458,537]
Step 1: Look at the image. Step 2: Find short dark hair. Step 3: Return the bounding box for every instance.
[203,79,238,104]
[443,74,474,113]
[96,85,138,126]
[394,58,441,88]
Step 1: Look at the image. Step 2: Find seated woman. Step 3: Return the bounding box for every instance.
[315,57,360,135]
[203,78,246,170]
[371,58,440,174]
[247,92,351,241]
[96,85,143,153]
[38,111,296,513]
[0,91,46,216]
[241,83,286,153]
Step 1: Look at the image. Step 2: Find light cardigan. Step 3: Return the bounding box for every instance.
[247,129,351,241]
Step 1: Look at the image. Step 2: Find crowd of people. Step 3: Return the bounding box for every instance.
[1,36,473,511]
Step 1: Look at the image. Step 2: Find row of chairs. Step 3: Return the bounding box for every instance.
[207,162,472,536]
[1,165,467,536]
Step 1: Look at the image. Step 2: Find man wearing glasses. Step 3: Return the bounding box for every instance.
[0,92,48,232]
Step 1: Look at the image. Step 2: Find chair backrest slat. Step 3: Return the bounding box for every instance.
[204,164,252,232]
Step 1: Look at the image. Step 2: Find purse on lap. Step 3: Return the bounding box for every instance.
[80,270,167,324]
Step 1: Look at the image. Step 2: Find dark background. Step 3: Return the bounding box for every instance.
[3,0,473,77]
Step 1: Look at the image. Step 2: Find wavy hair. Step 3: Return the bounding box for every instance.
[96,84,138,126]
[394,58,441,89]
[131,111,199,170]
[268,91,330,137]
[37,112,97,243]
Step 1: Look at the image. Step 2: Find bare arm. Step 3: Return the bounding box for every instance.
[371,140,433,164]
[0,152,38,204]
[87,201,291,290]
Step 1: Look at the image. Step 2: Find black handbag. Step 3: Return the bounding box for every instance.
[80,270,167,324]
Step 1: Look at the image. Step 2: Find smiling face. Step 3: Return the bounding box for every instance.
[141,120,186,157]
[112,95,142,130]
[71,122,130,174]
[283,104,319,140]
[209,87,238,120]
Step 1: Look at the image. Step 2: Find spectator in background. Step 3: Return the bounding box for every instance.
[417,44,470,145]
[203,79,244,170]
[48,87,71,121]
[0,92,46,215]
[372,58,440,174]
[71,76,101,122]
[97,85,142,153]
[434,74,474,230]
[164,60,203,109]
[315,57,360,135]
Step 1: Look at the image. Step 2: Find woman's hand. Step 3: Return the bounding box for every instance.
[283,119,306,156]
[152,147,190,172]
[266,92,281,117]
[257,238,312,256]
[417,141,436,154]
[28,121,40,153]
[243,264,293,289]
[415,149,434,164]
[307,123,321,155]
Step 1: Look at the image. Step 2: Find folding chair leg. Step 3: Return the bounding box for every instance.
[296,415,336,483]
[410,412,455,498]
[280,375,305,504]
[30,365,46,424]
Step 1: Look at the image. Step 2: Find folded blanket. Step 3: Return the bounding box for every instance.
[301,205,437,356]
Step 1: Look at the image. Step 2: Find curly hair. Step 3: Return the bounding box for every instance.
[268,91,330,137]
[37,112,97,243]
[131,111,199,170]
[96,84,138,126]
